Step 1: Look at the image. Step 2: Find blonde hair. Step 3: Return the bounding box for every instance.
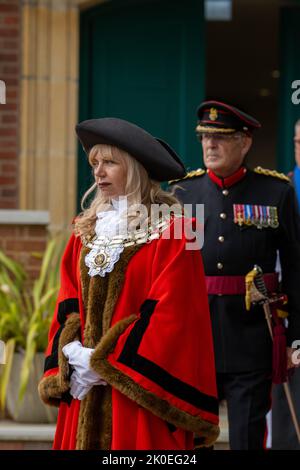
[74,144,181,238]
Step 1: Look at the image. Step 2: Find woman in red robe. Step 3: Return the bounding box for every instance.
[38,118,219,450]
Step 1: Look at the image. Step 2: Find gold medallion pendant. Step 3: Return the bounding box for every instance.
[85,243,125,278]
[94,251,109,268]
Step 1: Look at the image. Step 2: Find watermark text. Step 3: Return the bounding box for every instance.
[291,80,300,105]
[0,80,6,104]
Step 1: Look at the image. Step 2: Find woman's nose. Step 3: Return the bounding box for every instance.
[95,163,105,177]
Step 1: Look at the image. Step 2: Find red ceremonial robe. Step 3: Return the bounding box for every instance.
[38,218,219,450]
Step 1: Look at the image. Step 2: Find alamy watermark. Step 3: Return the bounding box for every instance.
[0,340,6,364]
[291,340,300,366]
[0,79,6,104]
[291,80,300,105]
[97,197,205,250]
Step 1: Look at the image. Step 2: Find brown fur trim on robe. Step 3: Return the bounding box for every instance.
[90,316,220,447]
[75,244,142,450]
[38,313,81,407]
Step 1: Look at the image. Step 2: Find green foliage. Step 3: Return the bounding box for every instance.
[0,236,66,410]
[0,339,15,411]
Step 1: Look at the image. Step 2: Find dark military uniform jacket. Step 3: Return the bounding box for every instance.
[172,167,300,373]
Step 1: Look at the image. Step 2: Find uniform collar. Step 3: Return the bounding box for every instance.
[207,166,247,189]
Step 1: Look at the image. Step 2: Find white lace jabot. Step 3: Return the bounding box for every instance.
[85,197,128,277]
[94,198,127,238]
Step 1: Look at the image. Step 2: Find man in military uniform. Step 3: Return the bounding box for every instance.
[170,100,300,449]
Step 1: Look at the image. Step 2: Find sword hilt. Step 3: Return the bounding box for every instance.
[253,264,268,299]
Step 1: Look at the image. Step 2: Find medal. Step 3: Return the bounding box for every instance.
[245,204,252,225]
[253,205,262,229]
[233,204,278,229]
[269,206,279,228]
[261,206,268,227]
[233,204,244,226]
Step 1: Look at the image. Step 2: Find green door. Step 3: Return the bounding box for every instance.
[78,0,205,208]
[278,6,300,173]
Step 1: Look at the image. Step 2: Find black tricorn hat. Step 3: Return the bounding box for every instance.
[196,100,261,136]
[76,118,186,182]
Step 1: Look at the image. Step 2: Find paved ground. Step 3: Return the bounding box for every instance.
[0,403,230,450]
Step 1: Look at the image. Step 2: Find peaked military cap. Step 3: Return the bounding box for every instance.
[196,100,261,136]
[76,117,186,182]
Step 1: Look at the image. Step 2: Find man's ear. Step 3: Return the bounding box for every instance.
[241,135,253,158]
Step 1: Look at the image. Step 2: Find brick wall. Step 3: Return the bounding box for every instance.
[0,0,20,209]
[0,210,50,281]
[0,224,48,280]
[0,3,48,280]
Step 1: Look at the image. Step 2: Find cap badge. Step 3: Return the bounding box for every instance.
[209,107,218,121]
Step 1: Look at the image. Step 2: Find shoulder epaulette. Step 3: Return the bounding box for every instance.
[169,168,206,185]
[254,166,290,183]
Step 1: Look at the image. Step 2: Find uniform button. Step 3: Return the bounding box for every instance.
[217,262,223,270]
[222,189,229,196]
[218,236,225,243]
[220,213,227,219]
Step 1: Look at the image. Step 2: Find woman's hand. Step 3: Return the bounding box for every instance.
[62,340,107,400]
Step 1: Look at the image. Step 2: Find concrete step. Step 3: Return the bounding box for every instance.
[0,420,55,450]
[0,403,230,450]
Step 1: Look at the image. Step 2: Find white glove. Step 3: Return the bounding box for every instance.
[62,340,106,399]
[69,368,108,401]
[69,370,94,400]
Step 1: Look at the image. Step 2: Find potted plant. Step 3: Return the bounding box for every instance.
[0,235,66,423]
